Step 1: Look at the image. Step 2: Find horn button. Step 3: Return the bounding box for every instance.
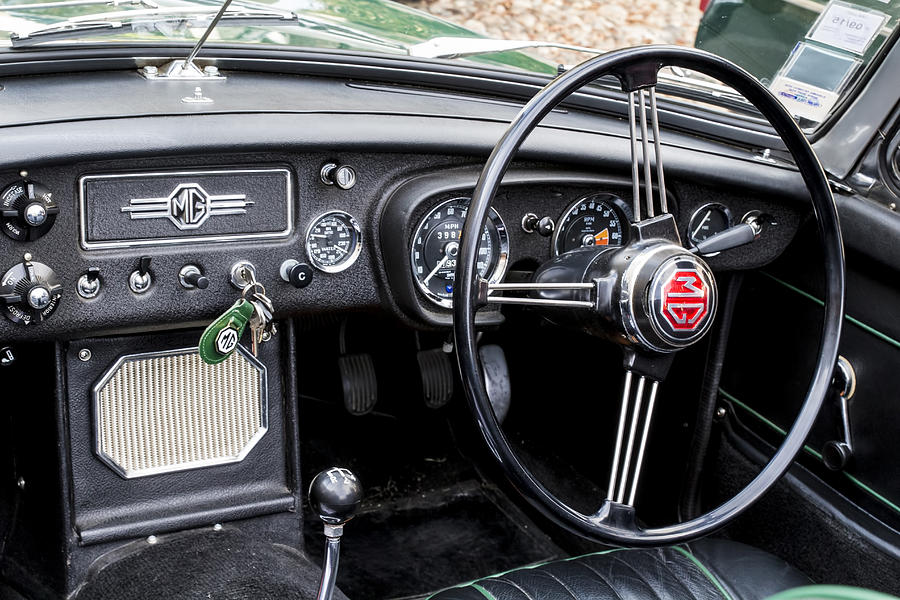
[530,215,718,354]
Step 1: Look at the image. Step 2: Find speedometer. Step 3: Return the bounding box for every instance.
[410,198,509,308]
[552,193,631,256]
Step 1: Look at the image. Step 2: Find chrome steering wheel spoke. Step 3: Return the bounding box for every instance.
[481,280,595,309]
[626,83,668,222]
[606,369,661,507]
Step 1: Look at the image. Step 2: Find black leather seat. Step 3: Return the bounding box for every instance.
[430,539,811,600]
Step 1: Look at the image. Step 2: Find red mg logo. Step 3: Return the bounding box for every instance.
[660,270,708,331]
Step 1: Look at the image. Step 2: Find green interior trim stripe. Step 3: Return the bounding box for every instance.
[719,388,900,516]
[470,584,497,600]
[765,584,900,600]
[425,549,626,597]
[673,546,734,600]
[762,272,900,351]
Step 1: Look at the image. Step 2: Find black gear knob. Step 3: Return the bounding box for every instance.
[309,467,363,526]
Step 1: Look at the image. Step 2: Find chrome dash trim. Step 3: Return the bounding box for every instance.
[78,167,293,250]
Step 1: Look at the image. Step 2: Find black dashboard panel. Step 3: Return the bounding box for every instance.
[0,70,814,343]
[0,148,805,341]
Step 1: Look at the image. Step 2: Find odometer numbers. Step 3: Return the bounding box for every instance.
[410,198,509,308]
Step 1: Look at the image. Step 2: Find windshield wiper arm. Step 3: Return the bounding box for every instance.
[10,5,297,47]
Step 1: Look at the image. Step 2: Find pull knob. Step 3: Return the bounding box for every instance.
[320,162,357,190]
[521,213,554,237]
[1,180,59,241]
[179,265,209,290]
[0,253,63,325]
[280,259,313,289]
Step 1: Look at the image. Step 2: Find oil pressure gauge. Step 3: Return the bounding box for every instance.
[305,211,362,273]
[688,203,732,249]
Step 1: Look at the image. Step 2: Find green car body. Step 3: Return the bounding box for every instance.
[695,0,900,84]
[0,0,555,74]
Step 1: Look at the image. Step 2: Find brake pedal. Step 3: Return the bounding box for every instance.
[417,348,454,409]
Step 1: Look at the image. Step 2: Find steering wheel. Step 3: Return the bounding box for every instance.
[453,46,844,546]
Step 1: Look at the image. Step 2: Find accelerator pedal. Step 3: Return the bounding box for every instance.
[338,353,378,415]
[479,344,511,423]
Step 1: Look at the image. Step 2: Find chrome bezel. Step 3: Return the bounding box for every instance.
[305,210,363,273]
[78,167,293,250]
[552,193,630,257]
[687,202,733,248]
[410,197,510,309]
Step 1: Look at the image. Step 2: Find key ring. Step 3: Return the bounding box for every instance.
[242,281,267,300]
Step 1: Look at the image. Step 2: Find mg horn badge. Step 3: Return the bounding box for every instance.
[121,183,253,230]
[648,256,717,348]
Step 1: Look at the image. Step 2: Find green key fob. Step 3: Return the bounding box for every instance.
[198,299,255,365]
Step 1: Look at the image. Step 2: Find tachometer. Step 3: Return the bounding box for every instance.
[552,193,631,256]
[410,198,509,308]
[306,211,362,273]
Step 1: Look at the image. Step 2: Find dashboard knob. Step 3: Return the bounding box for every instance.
[0,253,63,325]
[179,265,209,290]
[521,213,555,237]
[1,180,59,241]
[320,162,357,190]
[280,259,313,289]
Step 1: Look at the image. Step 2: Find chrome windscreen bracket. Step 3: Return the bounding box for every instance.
[139,0,233,80]
[140,60,225,81]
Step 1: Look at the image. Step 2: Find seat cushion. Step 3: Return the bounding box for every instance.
[429,538,811,600]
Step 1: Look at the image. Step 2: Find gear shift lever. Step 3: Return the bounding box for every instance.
[309,467,363,600]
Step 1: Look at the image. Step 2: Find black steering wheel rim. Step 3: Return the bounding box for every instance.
[452,45,845,546]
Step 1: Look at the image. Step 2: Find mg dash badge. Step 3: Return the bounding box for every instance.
[121,183,252,230]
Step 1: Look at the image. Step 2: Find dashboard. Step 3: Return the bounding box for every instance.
[0,70,811,343]
[0,154,802,342]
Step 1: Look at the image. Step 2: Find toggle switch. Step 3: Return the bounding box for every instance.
[129,256,153,294]
[77,267,102,299]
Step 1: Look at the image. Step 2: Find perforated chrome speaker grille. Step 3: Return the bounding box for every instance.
[93,346,267,478]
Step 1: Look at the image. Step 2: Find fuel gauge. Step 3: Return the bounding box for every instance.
[688,203,732,248]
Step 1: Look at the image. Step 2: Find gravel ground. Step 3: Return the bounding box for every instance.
[403,0,703,65]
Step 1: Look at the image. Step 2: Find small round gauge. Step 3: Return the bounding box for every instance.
[552,193,631,256]
[687,203,732,247]
[305,211,362,273]
[410,197,509,308]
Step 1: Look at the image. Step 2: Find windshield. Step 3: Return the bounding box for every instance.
[0,0,897,127]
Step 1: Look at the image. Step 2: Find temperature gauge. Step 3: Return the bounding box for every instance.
[306,211,362,273]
